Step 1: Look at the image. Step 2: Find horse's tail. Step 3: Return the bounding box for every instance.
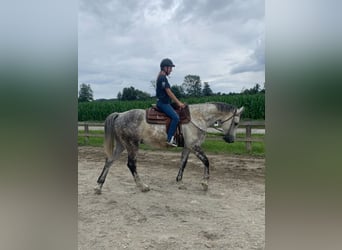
[104,112,119,158]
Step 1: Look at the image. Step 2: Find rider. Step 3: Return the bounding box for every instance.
[156,58,185,147]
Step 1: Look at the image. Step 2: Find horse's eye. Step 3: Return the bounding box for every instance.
[234,122,239,126]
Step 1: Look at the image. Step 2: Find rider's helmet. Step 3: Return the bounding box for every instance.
[160,58,175,69]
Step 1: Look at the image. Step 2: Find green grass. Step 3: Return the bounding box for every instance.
[202,139,264,156]
[201,133,264,156]
[78,131,265,157]
[78,136,104,147]
[78,130,104,146]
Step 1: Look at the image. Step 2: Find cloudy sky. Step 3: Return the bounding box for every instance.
[78,0,264,100]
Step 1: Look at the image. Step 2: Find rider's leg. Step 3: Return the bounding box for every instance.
[156,103,180,143]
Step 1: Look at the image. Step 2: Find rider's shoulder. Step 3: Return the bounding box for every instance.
[158,74,167,81]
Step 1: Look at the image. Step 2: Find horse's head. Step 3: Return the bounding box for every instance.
[221,107,244,143]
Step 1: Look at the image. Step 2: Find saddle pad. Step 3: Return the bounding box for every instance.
[146,105,191,125]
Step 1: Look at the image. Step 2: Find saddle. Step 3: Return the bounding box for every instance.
[146,104,191,147]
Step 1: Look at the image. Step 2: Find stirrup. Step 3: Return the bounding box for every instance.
[166,137,177,147]
[166,141,177,147]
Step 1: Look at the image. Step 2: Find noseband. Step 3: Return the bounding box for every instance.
[221,108,237,136]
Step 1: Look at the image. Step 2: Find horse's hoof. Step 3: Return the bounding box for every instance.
[201,182,208,191]
[140,184,150,192]
[178,181,187,190]
[94,186,102,195]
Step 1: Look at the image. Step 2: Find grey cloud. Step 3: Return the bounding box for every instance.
[79,0,265,99]
[230,63,263,74]
[79,0,143,33]
[230,37,265,74]
[174,0,232,22]
[174,0,263,24]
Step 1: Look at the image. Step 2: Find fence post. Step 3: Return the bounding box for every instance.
[246,125,252,152]
[84,123,89,144]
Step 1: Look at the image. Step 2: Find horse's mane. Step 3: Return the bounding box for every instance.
[210,102,236,113]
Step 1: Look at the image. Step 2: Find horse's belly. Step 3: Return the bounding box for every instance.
[141,123,167,148]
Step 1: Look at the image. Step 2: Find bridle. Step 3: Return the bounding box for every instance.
[212,108,237,135]
[220,108,237,125]
[191,108,238,134]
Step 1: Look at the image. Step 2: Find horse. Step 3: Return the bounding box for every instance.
[94,102,244,194]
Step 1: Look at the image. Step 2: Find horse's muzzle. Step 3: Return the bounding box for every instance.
[223,134,234,143]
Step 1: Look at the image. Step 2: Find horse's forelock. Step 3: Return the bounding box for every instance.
[211,102,236,113]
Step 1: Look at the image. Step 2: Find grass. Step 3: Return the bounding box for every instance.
[78,130,265,157]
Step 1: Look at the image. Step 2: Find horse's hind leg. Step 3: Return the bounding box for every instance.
[94,158,114,194]
[176,148,191,189]
[126,142,150,192]
[192,145,210,191]
[94,143,124,194]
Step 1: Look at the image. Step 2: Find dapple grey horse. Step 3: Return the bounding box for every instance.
[94,102,244,193]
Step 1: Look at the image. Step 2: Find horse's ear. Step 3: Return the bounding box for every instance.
[237,106,244,115]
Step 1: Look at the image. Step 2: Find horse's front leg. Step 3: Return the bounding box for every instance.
[192,145,210,191]
[176,148,191,189]
[127,150,150,192]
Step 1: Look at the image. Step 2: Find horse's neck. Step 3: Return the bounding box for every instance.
[190,104,223,127]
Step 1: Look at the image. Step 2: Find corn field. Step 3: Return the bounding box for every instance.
[78,93,264,121]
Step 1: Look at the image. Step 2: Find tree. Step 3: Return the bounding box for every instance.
[135,89,151,100]
[121,86,136,100]
[150,80,156,90]
[260,82,265,93]
[182,75,202,97]
[241,83,263,95]
[119,86,151,100]
[171,85,185,99]
[78,83,93,102]
[254,83,261,93]
[202,82,213,96]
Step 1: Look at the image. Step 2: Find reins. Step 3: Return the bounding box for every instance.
[190,108,237,133]
[190,120,207,133]
[220,108,237,125]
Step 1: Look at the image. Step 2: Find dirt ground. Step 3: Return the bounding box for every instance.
[78,146,265,250]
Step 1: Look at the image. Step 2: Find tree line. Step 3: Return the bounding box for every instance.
[78,75,265,102]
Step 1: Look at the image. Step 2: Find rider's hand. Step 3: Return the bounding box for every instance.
[178,102,186,109]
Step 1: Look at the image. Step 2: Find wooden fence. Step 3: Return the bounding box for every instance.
[235,120,265,151]
[78,121,265,152]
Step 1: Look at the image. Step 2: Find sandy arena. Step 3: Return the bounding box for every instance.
[78,146,265,250]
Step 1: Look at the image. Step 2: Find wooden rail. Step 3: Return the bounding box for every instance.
[236,120,265,152]
[78,121,265,152]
